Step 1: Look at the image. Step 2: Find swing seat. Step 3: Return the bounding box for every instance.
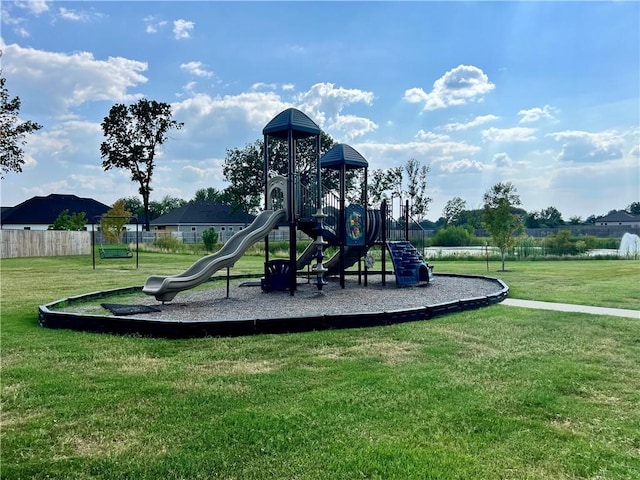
[99,246,133,259]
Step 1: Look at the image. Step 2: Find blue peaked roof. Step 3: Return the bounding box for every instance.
[263,108,321,139]
[320,144,368,170]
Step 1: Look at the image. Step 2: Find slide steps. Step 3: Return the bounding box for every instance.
[387,241,433,287]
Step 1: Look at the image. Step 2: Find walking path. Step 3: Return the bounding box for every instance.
[502,298,640,319]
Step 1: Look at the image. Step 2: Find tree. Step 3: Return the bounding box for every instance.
[482,182,524,271]
[100,200,132,243]
[545,229,577,255]
[368,168,394,207]
[367,158,432,221]
[154,195,187,216]
[442,197,467,226]
[222,132,335,214]
[0,66,42,178]
[457,209,483,229]
[628,202,640,216]
[405,158,432,221]
[538,206,564,228]
[193,187,231,204]
[49,210,87,231]
[117,196,144,218]
[525,211,540,229]
[100,99,183,231]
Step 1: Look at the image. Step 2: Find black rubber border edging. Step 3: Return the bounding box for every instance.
[38,274,509,338]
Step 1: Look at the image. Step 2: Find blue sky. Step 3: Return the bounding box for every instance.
[1,0,638,221]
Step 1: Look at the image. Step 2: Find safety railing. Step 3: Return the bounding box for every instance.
[381,199,427,250]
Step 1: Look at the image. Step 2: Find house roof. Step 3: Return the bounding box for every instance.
[150,201,256,225]
[1,194,111,225]
[597,211,640,223]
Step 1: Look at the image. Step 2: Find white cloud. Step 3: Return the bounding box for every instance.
[442,114,499,131]
[1,3,31,36]
[415,130,451,142]
[180,61,214,78]
[179,81,198,96]
[56,7,100,23]
[543,160,640,217]
[327,114,378,141]
[439,159,485,173]
[482,127,537,143]
[25,120,102,171]
[492,152,512,167]
[179,162,224,183]
[282,83,295,91]
[295,82,374,127]
[354,136,481,172]
[173,19,194,40]
[518,104,558,123]
[143,15,167,33]
[1,41,148,114]
[172,91,289,140]
[546,130,625,163]
[15,0,50,15]
[251,82,277,91]
[23,180,70,199]
[14,26,30,37]
[172,83,378,158]
[404,65,495,111]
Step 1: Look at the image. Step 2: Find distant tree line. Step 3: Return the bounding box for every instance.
[429,200,640,231]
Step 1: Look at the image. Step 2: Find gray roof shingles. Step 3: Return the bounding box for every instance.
[150,202,256,225]
[1,194,111,225]
[597,211,640,223]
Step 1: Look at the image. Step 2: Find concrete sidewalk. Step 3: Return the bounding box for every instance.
[501,298,640,319]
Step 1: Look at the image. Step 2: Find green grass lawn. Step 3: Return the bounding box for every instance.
[1,254,639,479]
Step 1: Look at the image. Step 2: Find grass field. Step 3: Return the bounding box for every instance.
[1,254,639,479]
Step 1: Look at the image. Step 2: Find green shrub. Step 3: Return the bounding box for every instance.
[153,235,187,253]
[49,209,87,231]
[202,228,219,252]
[544,230,577,255]
[514,235,543,258]
[581,235,619,249]
[430,225,475,246]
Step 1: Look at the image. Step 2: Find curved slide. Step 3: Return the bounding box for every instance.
[143,209,287,302]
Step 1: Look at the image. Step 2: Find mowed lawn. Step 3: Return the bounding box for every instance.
[1,254,639,479]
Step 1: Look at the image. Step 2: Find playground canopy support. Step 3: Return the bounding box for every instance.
[320,143,369,289]
[263,108,323,295]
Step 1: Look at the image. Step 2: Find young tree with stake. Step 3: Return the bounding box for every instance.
[482,182,524,271]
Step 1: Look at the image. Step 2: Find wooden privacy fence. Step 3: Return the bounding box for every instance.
[1,230,91,259]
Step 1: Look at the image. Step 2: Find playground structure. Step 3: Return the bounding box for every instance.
[142,108,433,303]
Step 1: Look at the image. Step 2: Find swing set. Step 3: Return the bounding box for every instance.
[91,215,139,269]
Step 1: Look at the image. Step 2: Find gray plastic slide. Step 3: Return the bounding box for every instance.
[143,209,287,302]
[296,241,319,270]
